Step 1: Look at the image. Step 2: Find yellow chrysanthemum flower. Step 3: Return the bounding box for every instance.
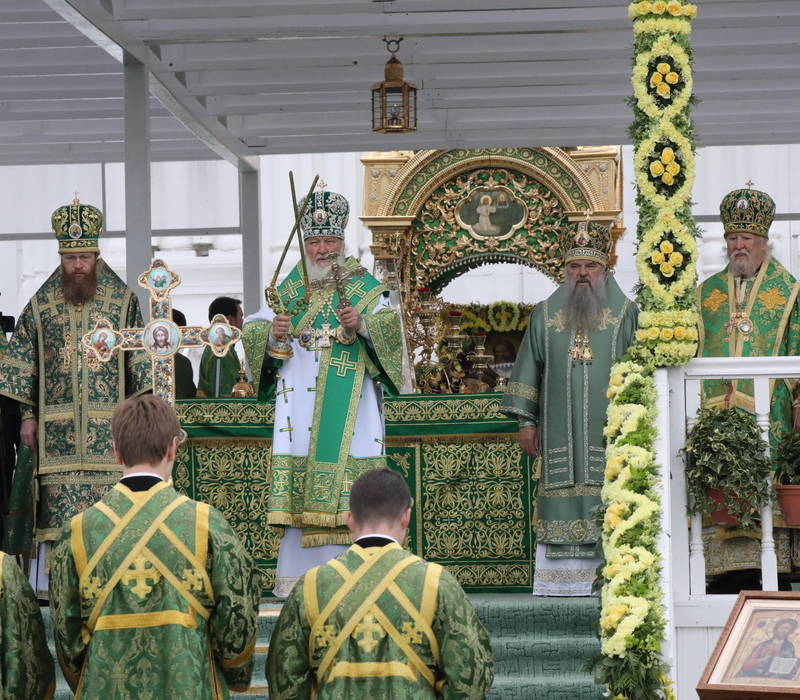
[648,327,660,340]
[659,240,674,254]
[669,251,683,265]
[652,1,667,13]
[650,71,664,87]
[661,171,675,185]
[660,262,675,277]
[666,161,681,176]
[656,82,671,98]
[649,160,665,177]
[686,327,698,341]
[635,329,649,343]
[683,4,697,18]
[674,326,687,340]
[666,1,682,16]
[657,62,671,74]
[666,71,680,85]
[660,146,675,163]
[651,250,665,265]
[660,328,674,341]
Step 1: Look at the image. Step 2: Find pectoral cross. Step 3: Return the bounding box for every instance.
[81,260,242,406]
[122,556,161,599]
[310,323,336,360]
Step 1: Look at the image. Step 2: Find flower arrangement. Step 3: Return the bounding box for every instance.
[450,301,534,334]
[594,1,699,697]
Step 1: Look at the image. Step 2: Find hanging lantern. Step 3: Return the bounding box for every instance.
[371,37,417,134]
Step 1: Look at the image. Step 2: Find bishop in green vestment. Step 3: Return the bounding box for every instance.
[698,187,800,587]
[267,468,493,699]
[243,189,402,597]
[0,551,55,699]
[197,297,243,398]
[49,395,259,699]
[0,199,150,558]
[501,221,638,596]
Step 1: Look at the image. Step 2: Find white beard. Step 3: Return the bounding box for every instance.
[307,252,346,282]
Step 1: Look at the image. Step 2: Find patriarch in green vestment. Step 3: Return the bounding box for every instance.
[0,198,150,594]
[697,186,800,592]
[197,297,243,398]
[242,188,403,597]
[501,220,638,596]
[0,551,55,698]
[267,468,494,699]
[49,395,260,698]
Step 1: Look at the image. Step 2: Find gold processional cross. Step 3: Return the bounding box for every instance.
[81,259,241,406]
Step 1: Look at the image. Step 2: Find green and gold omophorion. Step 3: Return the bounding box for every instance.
[0,259,150,543]
[0,552,55,698]
[49,480,260,699]
[243,260,402,546]
[266,542,493,699]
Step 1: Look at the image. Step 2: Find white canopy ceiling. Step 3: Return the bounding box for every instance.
[2,0,800,167]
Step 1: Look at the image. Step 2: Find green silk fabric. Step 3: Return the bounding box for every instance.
[698,256,800,450]
[197,345,240,398]
[0,259,151,542]
[501,276,638,558]
[49,482,260,699]
[266,543,493,699]
[0,552,55,699]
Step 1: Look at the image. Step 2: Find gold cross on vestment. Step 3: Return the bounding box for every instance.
[81,259,242,406]
[122,556,162,599]
[345,279,366,299]
[401,621,424,645]
[282,278,304,300]
[353,613,386,653]
[182,568,204,592]
[81,575,102,600]
[330,350,358,377]
[315,624,337,649]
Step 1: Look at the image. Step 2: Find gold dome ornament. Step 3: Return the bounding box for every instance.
[231,369,255,397]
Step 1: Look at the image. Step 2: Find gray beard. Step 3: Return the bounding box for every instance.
[307,253,346,283]
[563,278,606,332]
[730,251,756,278]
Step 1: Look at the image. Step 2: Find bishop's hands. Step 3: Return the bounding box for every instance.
[271,313,292,340]
[518,425,540,457]
[338,306,365,333]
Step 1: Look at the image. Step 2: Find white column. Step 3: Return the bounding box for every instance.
[239,167,263,315]
[124,52,152,313]
[754,376,778,590]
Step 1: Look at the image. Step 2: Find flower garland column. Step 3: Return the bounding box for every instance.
[595,2,698,698]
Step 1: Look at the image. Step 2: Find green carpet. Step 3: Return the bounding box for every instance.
[44,596,604,699]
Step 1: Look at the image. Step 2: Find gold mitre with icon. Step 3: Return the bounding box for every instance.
[720,185,775,239]
[560,217,614,266]
[51,197,104,253]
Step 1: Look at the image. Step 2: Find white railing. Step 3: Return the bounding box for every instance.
[657,356,800,696]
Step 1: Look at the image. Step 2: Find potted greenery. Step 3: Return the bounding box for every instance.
[774,430,800,526]
[683,407,772,530]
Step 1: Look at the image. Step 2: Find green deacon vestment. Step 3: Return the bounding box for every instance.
[501,275,638,559]
[242,260,403,546]
[266,542,494,699]
[197,345,241,398]
[0,259,150,543]
[698,255,800,576]
[0,552,55,699]
[49,481,260,699]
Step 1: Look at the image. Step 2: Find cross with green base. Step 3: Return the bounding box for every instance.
[281,277,305,301]
[330,350,358,377]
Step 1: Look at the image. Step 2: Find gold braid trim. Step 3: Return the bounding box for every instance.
[505,381,538,402]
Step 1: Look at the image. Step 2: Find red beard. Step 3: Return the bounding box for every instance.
[61,265,98,305]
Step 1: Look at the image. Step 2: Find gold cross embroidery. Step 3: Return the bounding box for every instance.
[352,613,386,653]
[122,556,162,599]
[315,623,337,649]
[597,308,619,331]
[182,568,204,591]
[546,310,566,333]
[82,575,102,600]
[702,288,728,313]
[401,621,424,645]
[330,350,358,377]
[282,278,304,300]
[276,379,294,404]
[345,279,366,299]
